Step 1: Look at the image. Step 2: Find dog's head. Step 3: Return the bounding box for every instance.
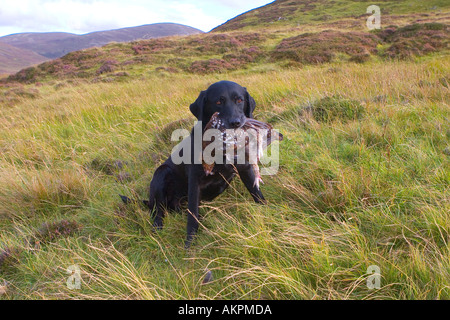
[189,81,256,129]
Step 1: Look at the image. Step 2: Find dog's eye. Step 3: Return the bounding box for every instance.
[216,100,222,105]
[236,98,243,104]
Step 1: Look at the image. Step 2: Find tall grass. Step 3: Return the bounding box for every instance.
[0,57,449,299]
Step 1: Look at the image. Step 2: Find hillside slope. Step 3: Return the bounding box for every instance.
[0,42,48,74]
[0,23,203,73]
[2,0,449,81]
[3,21,448,85]
[213,0,450,31]
[0,23,203,59]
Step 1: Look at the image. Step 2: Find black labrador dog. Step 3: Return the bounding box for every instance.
[122,81,266,248]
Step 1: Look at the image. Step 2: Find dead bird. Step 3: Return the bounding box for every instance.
[202,112,283,188]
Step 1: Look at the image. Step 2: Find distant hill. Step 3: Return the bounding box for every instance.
[0,42,48,74]
[212,0,450,32]
[0,23,203,73]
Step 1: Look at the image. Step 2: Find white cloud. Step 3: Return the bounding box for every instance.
[0,0,272,36]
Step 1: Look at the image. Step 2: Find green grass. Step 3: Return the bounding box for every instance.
[213,0,450,32]
[0,0,449,299]
[0,54,449,299]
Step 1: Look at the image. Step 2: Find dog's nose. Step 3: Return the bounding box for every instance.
[230,118,242,128]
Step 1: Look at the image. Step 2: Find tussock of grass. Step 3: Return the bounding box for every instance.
[269,94,365,124]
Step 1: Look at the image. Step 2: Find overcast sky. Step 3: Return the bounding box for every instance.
[0,0,272,36]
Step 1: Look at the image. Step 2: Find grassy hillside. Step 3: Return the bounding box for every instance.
[0,0,449,300]
[3,21,448,86]
[213,0,450,31]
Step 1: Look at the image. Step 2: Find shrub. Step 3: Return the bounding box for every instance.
[375,23,449,59]
[186,32,265,55]
[272,30,380,64]
[96,60,118,75]
[309,95,365,123]
[188,58,237,74]
[32,220,82,245]
[87,158,128,175]
[349,51,371,63]
[7,67,38,83]
[131,38,175,54]
[0,247,21,271]
[36,59,78,78]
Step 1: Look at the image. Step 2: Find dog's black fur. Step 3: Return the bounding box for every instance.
[122,81,266,248]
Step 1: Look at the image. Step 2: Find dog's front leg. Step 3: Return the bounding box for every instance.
[185,167,201,249]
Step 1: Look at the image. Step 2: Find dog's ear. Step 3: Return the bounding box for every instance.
[190,90,206,121]
[244,89,256,118]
